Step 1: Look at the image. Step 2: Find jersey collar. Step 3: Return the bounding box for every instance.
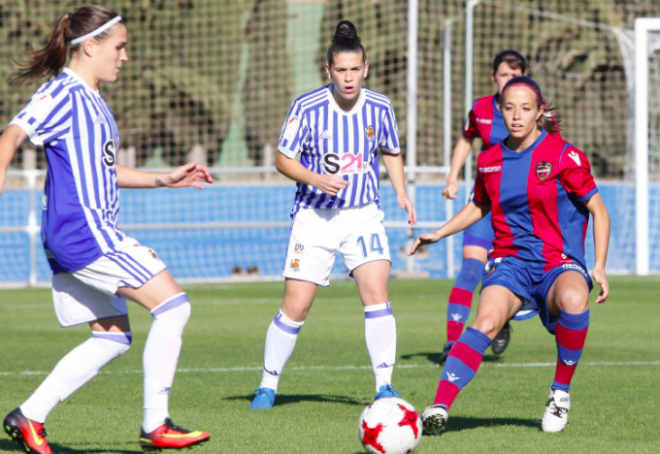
[501,129,548,156]
[326,84,366,115]
[62,68,101,95]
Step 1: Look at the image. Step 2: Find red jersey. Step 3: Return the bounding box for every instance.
[463,95,508,150]
[473,131,598,271]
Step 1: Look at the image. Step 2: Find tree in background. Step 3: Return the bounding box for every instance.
[242,0,293,165]
[0,0,243,167]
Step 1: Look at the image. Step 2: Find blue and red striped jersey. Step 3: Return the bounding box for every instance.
[473,130,598,271]
[462,95,508,150]
[278,84,400,214]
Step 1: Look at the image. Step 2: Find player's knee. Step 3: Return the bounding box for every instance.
[557,289,588,313]
[361,289,389,306]
[281,305,309,323]
[471,317,499,338]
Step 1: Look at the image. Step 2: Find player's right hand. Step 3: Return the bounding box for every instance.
[408,231,442,256]
[442,181,459,199]
[316,174,349,196]
[592,267,609,305]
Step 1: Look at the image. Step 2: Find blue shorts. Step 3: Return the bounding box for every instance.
[463,212,495,250]
[481,256,593,334]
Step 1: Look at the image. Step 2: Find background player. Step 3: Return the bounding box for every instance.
[410,76,610,434]
[249,20,417,409]
[440,50,527,361]
[0,6,212,453]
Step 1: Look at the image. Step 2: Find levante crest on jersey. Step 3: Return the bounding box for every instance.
[536,162,552,181]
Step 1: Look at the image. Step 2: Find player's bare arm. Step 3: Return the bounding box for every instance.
[409,201,489,255]
[584,192,610,304]
[116,162,213,190]
[443,136,474,200]
[381,151,417,225]
[0,125,28,196]
[275,151,348,196]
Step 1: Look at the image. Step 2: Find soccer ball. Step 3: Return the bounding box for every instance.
[358,397,422,454]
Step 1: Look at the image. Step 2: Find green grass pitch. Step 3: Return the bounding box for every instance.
[1,276,658,453]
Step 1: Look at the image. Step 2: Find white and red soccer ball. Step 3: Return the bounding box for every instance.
[358,398,422,454]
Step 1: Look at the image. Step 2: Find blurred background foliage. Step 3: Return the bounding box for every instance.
[1,1,659,176]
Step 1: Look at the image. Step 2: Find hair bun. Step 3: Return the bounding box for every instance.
[333,20,359,44]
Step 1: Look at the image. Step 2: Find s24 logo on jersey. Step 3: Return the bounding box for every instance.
[103,140,117,167]
[322,153,367,176]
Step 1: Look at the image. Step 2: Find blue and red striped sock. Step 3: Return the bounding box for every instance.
[552,309,589,392]
[446,259,484,346]
[434,327,491,408]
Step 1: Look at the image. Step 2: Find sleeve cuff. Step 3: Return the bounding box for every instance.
[277,144,298,159]
[577,186,598,202]
[472,199,490,207]
[10,118,42,146]
[380,147,401,155]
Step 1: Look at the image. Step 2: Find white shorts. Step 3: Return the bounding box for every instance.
[52,238,167,327]
[282,203,391,286]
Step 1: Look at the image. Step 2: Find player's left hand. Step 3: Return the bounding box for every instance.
[592,267,609,304]
[166,162,214,189]
[397,194,417,225]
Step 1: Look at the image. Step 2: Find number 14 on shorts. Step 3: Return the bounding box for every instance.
[357,234,384,258]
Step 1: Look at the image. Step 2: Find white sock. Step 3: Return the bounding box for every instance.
[20,332,131,423]
[260,310,304,392]
[143,293,191,433]
[364,302,396,391]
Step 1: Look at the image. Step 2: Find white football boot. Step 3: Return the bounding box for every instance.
[422,404,448,435]
[542,389,571,433]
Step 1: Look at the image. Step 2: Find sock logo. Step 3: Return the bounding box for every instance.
[264,368,279,376]
[563,360,576,366]
[450,313,463,321]
[376,362,393,369]
[446,372,460,383]
[158,387,171,395]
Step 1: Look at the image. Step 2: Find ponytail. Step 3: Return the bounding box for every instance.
[10,6,123,86]
[539,105,562,134]
[11,14,70,85]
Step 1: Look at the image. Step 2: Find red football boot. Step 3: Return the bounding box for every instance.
[3,408,54,454]
[139,418,210,452]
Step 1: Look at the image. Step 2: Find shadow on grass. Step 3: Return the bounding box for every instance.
[400,351,504,366]
[226,393,368,407]
[0,439,142,453]
[430,415,539,434]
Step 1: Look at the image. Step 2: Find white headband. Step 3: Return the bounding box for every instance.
[70,16,123,45]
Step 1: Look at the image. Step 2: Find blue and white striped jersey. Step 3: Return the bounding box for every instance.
[278,85,400,213]
[11,68,126,273]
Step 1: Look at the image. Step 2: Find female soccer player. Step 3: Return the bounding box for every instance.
[0,6,212,453]
[249,20,417,409]
[440,50,526,362]
[410,76,610,434]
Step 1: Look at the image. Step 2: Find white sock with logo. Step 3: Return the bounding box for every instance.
[364,302,396,391]
[143,294,191,433]
[20,332,131,423]
[260,310,304,392]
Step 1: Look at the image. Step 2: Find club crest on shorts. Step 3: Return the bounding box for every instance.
[290,258,301,272]
[365,125,375,141]
[536,161,552,181]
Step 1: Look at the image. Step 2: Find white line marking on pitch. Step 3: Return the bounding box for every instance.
[1,360,658,377]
